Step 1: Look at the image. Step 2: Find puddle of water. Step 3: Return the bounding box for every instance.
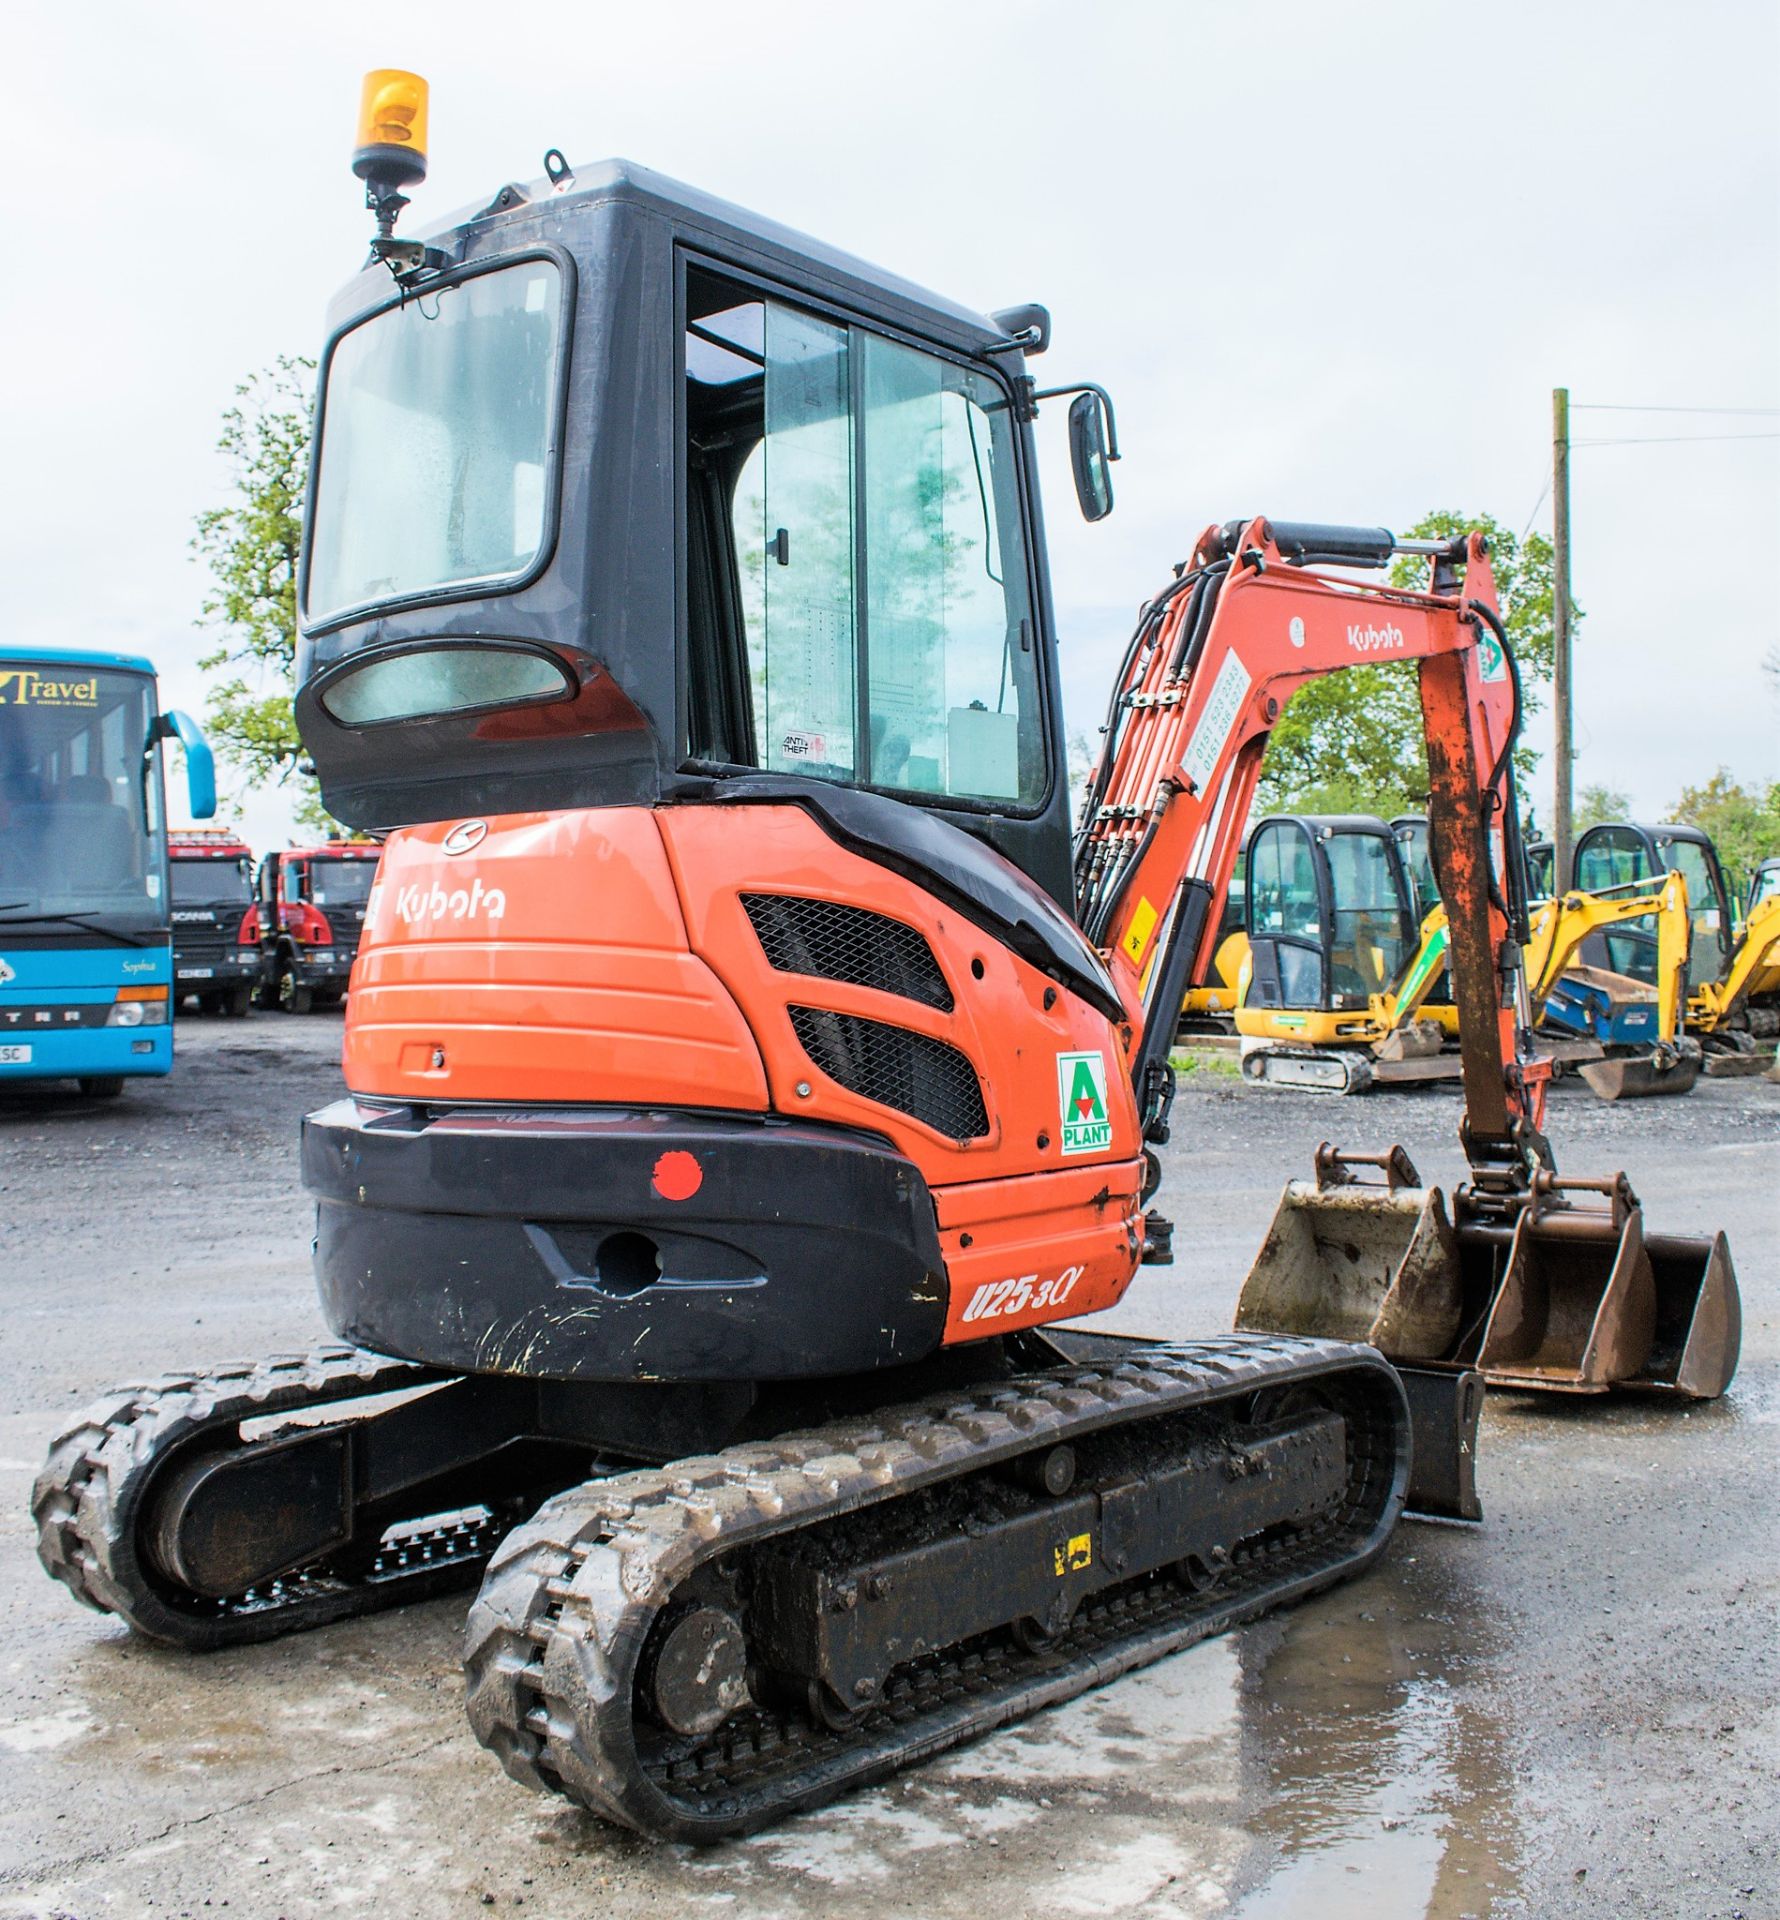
[664,1636,1250,1917]
[1228,1556,1521,1920]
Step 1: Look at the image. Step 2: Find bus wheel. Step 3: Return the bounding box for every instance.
[77,1077,125,1099]
[279,965,313,1016]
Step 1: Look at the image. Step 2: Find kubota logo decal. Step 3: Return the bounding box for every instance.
[1057,1051,1112,1155]
[392,879,507,926]
[442,819,489,855]
[1346,621,1405,654]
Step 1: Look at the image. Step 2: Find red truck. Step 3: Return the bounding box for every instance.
[254,840,381,1013]
[167,829,259,1017]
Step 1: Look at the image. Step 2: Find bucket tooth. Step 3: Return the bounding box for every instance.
[1626,1231,1741,1398]
[1235,1145,1464,1361]
[1475,1177,1655,1392]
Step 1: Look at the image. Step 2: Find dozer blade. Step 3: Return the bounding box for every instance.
[1234,1145,1465,1361]
[1577,1045,1700,1101]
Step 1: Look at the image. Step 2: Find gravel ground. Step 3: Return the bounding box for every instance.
[0,1016,1773,1920]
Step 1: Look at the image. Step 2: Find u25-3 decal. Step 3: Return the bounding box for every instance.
[959,1264,1086,1325]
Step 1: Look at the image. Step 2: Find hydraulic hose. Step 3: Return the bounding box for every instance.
[1467,599,1533,947]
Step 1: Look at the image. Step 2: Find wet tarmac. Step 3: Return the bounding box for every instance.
[0,1018,1774,1918]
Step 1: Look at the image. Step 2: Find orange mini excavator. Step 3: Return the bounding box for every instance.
[34,75,1740,1843]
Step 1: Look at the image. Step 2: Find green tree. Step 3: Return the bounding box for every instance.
[1576,782,1630,831]
[1258,510,1567,815]
[191,356,335,832]
[1668,769,1780,899]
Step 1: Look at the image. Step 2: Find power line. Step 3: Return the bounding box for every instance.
[1573,403,1780,416]
[1573,431,1780,446]
[1518,474,1551,541]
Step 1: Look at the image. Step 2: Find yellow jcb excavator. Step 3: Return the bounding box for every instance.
[1230,817,1699,1098]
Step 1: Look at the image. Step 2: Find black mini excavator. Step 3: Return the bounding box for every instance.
[33,74,1741,1843]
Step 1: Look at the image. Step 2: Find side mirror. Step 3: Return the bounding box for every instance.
[157,709,217,819]
[1068,391,1115,522]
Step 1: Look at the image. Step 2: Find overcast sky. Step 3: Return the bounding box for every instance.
[6,0,1776,850]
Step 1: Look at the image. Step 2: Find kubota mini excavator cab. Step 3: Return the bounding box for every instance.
[33,73,1744,1848]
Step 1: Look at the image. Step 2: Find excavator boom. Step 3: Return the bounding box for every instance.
[1069,520,1737,1395]
[1077,518,1537,1180]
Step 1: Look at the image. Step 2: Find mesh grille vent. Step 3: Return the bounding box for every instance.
[787,1006,989,1140]
[741,894,953,1012]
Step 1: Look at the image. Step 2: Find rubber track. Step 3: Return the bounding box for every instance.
[31,1345,505,1650]
[1241,1044,1375,1094]
[464,1333,1405,1842]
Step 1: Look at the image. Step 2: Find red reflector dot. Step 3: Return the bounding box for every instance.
[652,1150,703,1202]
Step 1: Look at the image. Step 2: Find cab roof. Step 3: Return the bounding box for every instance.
[0,647,157,676]
[331,157,1013,353]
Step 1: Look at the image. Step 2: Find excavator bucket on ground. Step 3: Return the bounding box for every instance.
[1543,965,1700,1100]
[1577,1044,1702,1101]
[1235,1153,1741,1403]
[1474,1175,1655,1390]
[1638,1231,1742,1397]
[1235,1146,1467,1359]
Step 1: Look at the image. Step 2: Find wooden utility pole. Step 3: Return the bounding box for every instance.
[1552,387,1574,884]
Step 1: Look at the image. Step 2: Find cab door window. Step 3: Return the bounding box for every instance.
[685,267,1043,807]
[1245,819,1324,1007]
[1324,831,1414,999]
[1656,834,1731,984]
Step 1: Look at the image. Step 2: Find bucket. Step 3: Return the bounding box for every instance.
[1626,1231,1741,1398]
[1577,1040,1701,1102]
[1235,1146,1465,1362]
[1476,1174,1655,1392]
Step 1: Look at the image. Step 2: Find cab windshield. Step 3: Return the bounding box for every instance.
[171,859,253,906]
[306,259,565,625]
[308,858,377,907]
[0,663,163,932]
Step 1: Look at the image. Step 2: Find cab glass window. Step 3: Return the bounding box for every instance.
[1247,822,1319,940]
[319,644,572,727]
[1325,830,1413,996]
[1576,827,1648,893]
[307,259,564,625]
[684,268,1042,807]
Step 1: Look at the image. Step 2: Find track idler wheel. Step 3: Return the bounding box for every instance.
[640,1607,752,1737]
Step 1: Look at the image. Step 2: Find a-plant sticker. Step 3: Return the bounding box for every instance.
[1058,1051,1112,1155]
